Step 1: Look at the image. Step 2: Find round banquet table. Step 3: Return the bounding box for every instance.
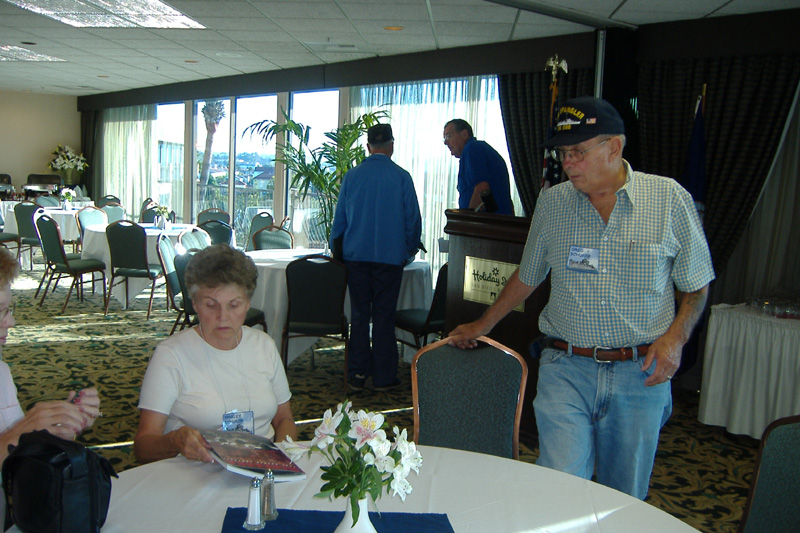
[96,445,696,532]
[246,249,432,365]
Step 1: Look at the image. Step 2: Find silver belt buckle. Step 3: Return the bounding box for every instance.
[592,346,613,363]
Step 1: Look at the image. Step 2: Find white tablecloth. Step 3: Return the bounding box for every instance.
[699,303,800,438]
[246,249,432,365]
[96,445,695,532]
[81,222,194,306]
[3,203,93,268]
[1,200,94,233]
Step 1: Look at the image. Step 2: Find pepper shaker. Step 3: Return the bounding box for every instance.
[243,476,266,530]
[262,470,279,521]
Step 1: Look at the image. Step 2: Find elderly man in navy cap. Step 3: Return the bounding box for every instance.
[449,97,714,499]
[330,124,422,392]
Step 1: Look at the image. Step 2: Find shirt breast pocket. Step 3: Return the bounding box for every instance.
[622,242,675,293]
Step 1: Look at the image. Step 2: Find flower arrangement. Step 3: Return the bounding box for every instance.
[284,401,422,525]
[154,204,170,218]
[49,145,88,171]
[58,187,75,202]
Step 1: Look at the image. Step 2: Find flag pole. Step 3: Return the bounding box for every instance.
[541,55,568,192]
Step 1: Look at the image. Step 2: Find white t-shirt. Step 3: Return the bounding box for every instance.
[138,327,291,440]
[0,361,24,434]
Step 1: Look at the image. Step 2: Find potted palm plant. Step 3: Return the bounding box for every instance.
[244,109,388,243]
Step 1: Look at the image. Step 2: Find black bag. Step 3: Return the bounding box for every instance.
[2,430,118,533]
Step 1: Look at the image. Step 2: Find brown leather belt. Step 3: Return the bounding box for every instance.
[547,339,651,363]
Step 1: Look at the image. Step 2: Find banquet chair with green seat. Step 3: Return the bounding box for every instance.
[104,220,163,319]
[156,233,187,334]
[411,336,527,460]
[173,248,268,333]
[738,414,800,533]
[282,254,348,388]
[0,211,20,259]
[395,263,448,350]
[245,211,274,251]
[34,214,106,314]
[35,195,60,207]
[199,220,234,246]
[75,205,108,247]
[177,227,211,253]
[253,225,293,250]
[197,207,230,225]
[139,197,155,219]
[14,202,43,269]
[97,195,121,208]
[100,202,125,223]
[140,206,158,223]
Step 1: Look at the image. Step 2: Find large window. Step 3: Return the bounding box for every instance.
[194,99,231,223]
[156,103,185,222]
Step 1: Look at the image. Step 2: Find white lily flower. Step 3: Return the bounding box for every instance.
[348,410,386,449]
[390,475,413,501]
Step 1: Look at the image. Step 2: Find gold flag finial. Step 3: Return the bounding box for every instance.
[545,54,568,84]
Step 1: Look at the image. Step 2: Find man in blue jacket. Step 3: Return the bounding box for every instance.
[330,124,422,391]
[443,119,514,215]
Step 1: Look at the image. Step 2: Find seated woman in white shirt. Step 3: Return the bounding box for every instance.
[134,244,297,464]
[0,247,100,465]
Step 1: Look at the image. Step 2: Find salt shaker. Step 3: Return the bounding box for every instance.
[243,476,266,530]
[262,470,279,521]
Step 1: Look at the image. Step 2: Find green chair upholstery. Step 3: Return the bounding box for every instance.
[35,195,60,207]
[199,220,233,246]
[282,254,348,388]
[100,202,125,223]
[172,248,268,334]
[395,263,448,350]
[245,211,274,251]
[75,206,108,245]
[0,209,20,259]
[253,225,293,250]
[739,414,800,532]
[97,195,121,208]
[197,207,230,225]
[140,206,158,223]
[14,202,43,269]
[411,336,528,459]
[156,234,187,334]
[139,197,155,219]
[34,214,106,313]
[104,220,163,319]
[177,227,211,253]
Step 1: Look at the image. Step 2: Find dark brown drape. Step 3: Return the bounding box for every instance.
[80,110,100,198]
[498,68,595,216]
[636,52,800,274]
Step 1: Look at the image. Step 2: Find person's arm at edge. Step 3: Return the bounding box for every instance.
[0,400,90,463]
[271,401,297,442]
[641,284,709,386]
[134,408,213,464]
[468,181,491,210]
[448,269,537,349]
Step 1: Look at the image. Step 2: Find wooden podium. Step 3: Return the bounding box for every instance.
[443,209,550,445]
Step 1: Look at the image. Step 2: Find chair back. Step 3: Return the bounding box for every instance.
[253,225,293,250]
[285,254,348,331]
[140,206,158,223]
[197,208,230,225]
[738,414,800,532]
[14,203,43,240]
[35,214,68,266]
[177,227,211,253]
[140,197,155,217]
[35,195,60,207]
[27,174,62,186]
[97,195,121,208]
[106,220,149,271]
[75,206,108,242]
[426,263,448,331]
[100,202,125,223]
[156,234,181,308]
[412,336,527,459]
[199,220,233,246]
[173,251,196,317]
[245,211,274,251]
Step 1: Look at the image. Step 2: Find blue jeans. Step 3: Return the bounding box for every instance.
[345,261,403,387]
[533,347,672,500]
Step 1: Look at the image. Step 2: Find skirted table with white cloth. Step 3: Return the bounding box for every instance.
[246,249,432,365]
[699,303,800,439]
[94,445,696,532]
[81,222,195,307]
[3,203,93,268]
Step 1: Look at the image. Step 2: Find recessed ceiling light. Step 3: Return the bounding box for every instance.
[4,0,205,29]
[184,60,199,63]
[98,75,109,78]
[383,26,404,31]
[0,45,65,61]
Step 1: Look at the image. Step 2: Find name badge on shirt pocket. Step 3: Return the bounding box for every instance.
[567,245,600,273]
[222,410,255,433]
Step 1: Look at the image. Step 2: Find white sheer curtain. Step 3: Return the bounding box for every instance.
[99,105,158,219]
[350,75,521,282]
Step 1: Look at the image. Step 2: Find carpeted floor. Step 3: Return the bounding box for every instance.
[3,261,759,532]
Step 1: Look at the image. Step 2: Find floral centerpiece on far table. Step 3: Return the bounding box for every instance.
[284,401,423,529]
[49,145,88,186]
[58,187,75,202]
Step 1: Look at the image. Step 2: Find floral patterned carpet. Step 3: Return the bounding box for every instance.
[3,262,758,532]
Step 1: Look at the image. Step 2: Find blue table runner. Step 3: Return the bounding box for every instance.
[222,507,455,532]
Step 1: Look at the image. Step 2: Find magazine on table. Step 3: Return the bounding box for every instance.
[200,429,306,482]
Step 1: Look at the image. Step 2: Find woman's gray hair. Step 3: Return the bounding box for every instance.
[184,244,258,301]
[0,247,19,287]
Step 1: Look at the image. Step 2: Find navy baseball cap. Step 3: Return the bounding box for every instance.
[367,124,393,145]
[543,97,625,147]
